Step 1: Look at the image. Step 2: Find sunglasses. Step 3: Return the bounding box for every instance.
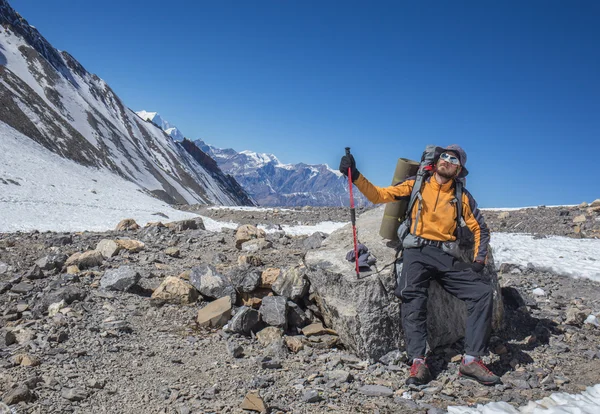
[439,152,460,165]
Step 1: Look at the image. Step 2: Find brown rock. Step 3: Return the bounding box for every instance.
[302,322,337,337]
[240,391,267,413]
[115,239,145,252]
[196,296,232,328]
[256,326,283,347]
[238,255,263,267]
[240,288,272,309]
[66,265,80,274]
[235,224,266,249]
[284,336,304,353]
[115,219,140,231]
[151,277,198,304]
[165,247,180,258]
[12,353,41,367]
[260,268,281,288]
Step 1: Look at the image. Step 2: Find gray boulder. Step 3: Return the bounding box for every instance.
[190,264,236,302]
[305,205,503,361]
[100,266,140,291]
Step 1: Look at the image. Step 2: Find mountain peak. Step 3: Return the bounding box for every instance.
[136,110,184,141]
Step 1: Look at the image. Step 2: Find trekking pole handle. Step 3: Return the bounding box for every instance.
[345,147,351,156]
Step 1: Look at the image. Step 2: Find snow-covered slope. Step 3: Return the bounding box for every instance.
[0,121,199,232]
[0,0,252,207]
[136,110,185,142]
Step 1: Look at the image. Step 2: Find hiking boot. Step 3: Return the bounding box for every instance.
[459,358,502,385]
[405,358,432,386]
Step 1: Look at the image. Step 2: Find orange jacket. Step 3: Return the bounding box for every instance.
[354,174,490,262]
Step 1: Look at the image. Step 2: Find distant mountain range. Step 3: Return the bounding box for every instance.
[193,139,370,207]
[0,0,253,207]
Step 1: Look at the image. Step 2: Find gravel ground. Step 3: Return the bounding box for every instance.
[1,203,599,413]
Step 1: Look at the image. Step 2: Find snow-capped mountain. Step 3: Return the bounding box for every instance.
[0,0,252,207]
[137,110,185,142]
[195,139,370,207]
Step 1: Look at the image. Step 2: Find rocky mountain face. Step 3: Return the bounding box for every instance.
[194,139,371,207]
[0,0,252,207]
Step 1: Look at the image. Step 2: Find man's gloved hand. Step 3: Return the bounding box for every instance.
[454,261,485,273]
[339,154,360,182]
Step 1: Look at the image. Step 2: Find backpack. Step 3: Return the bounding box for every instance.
[397,145,467,249]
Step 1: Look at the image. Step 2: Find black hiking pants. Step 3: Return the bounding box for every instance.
[397,245,494,360]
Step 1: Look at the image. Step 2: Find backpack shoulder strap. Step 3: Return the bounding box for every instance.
[455,179,464,227]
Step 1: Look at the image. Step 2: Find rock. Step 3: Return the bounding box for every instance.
[100,266,140,291]
[590,199,600,207]
[235,224,266,249]
[115,239,145,253]
[228,306,264,335]
[287,300,310,329]
[1,329,17,347]
[226,340,244,358]
[96,239,121,258]
[302,389,322,403]
[303,232,326,250]
[238,255,263,267]
[240,289,272,309]
[33,286,86,316]
[241,238,272,252]
[566,307,587,326]
[151,277,198,304]
[167,218,204,231]
[238,270,262,293]
[115,218,140,231]
[272,265,309,301]
[12,353,40,367]
[35,253,67,271]
[240,391,267,413]
[2,385,33,405]
[284,336,304,353]
[498,212,510,220]
[10,282,34,294]
[358,384,394,397]
[302,322,336,337]
[196,296,232,328]
[61,387,88,401]
[190,264,236,301]
[77,250,105,269]
[305,205,504,360]
[256,326,283,347]
[260,268,281,288]
[25,264,45,280]
[259,296,288,329]
[379,349,407,366]
[165,247,180,258]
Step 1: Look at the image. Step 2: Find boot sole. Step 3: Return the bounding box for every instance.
[458,372,501,386]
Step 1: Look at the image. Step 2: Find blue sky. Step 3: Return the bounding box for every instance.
[10,0,600,208]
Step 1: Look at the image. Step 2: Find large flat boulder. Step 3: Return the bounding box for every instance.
[305,205,503,361]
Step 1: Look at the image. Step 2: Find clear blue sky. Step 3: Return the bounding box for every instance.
[10,0,600,208]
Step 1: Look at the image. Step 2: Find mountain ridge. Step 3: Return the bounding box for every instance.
[0,0,252,207]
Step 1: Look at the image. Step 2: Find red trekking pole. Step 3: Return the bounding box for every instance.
[345,147,360,277]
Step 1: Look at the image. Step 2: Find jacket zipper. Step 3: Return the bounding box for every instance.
[433,186,441,212]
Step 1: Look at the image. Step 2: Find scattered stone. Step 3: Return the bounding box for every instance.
[358,384,394,397]
[235,224,266,249]
[2,385,33,405]
[196,296,232,328]
[115,239,145,252]
[302,389,322,403]
[165,247,180,258]
[240,391,267,413]
[151,276,198,304]
[61,387,88,401]
[96,239,121,258]
[226,340,244,358]
[260,268,281,288]
[228,306,264,335]
[256,327,283,347]
[284,336,304,353]
[115,219,140,231]
[100,266,140,291]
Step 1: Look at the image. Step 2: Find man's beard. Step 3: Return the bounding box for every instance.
[436,165,458,179]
